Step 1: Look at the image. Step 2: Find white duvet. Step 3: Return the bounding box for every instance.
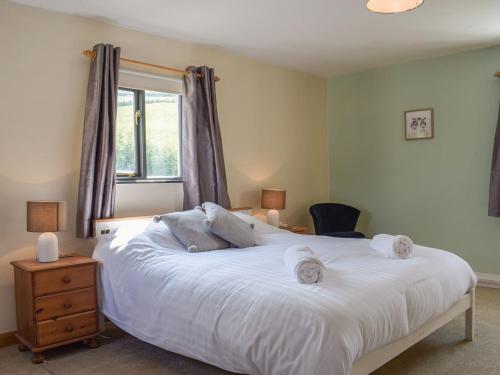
[93,215,477,375]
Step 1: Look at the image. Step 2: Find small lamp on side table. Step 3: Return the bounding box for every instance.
[261,189,286,227]
[27,201,67,262]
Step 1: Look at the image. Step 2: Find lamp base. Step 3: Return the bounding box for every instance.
[267,209,280,227]
[37,232,59,262]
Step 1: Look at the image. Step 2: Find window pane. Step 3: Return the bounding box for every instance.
[116,89,137,174]
[145,91,181,178]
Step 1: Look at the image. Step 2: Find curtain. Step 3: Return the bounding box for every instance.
[182,66,231,210]
[76,44,121,238]
[489,102,500,217]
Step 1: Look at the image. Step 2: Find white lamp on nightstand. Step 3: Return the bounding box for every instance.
[27,201,67,263]
[261,189,286,227]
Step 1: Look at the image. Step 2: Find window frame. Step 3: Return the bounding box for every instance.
[116,86,183,184]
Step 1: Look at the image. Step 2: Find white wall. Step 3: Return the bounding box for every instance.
[0,0,329,333]
[115,183,183,217]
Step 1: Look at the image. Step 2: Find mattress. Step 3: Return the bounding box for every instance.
[93,214,477,375]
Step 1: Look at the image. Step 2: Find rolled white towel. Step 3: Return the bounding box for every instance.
[284,245,325,284]
[370,234,414,259]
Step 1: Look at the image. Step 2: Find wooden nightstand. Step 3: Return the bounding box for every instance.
[284,226,308,234]
[11,256,99,364]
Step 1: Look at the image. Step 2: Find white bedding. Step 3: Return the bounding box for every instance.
[93,215,477,375]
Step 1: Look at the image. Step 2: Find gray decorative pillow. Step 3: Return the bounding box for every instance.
[202,202,256,248]
[157,209,229,253]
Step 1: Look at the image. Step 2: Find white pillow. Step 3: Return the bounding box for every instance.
[156,209,229,252]
[202,202,256,248]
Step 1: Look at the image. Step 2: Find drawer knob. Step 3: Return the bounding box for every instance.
[64,324,74,333]
[62,276,71,284]
[63,301,73,309]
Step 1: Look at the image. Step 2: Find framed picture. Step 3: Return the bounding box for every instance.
[404,108,433,140]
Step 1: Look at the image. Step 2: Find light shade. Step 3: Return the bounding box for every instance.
[27,201,67,233]
[261,189,286,210]
[367,0,423,14]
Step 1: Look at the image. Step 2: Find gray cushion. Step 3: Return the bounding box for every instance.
[202,202,256,248]
[157,209,229,252]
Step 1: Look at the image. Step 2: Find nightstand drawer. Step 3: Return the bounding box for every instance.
[36,310,97,347]
[33,265,95,296]
[35,288,96,321]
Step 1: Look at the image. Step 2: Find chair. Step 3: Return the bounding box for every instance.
[309,203,365,238]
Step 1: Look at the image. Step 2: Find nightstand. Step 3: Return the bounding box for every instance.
[11,256,99,364]
[284,226,308,234]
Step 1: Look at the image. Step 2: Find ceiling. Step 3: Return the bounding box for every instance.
[10,0,500,77]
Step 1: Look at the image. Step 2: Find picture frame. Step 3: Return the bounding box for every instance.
[404,108,434,140]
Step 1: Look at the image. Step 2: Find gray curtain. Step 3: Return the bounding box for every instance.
[182,66,231,210]
[76,44,121,238]
[489,103,500,217]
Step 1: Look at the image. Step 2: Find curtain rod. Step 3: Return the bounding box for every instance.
[82,50,220,82]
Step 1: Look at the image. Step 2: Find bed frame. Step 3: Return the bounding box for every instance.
[352,287,475,374]
[93,207,475,375]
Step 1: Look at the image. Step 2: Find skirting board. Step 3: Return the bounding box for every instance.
[477,273,500,289]
[0,331,16,348]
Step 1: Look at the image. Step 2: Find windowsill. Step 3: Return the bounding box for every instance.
[117,178,183,184]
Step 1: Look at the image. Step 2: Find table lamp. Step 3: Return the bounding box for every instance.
[261,189,286,227]
[27,201,67,262]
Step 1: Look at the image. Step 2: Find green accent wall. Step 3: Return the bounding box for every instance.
[327,45,500,273]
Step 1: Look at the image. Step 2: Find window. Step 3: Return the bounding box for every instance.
[116,87,182,182]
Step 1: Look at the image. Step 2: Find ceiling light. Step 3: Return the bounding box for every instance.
[367,0,424,14]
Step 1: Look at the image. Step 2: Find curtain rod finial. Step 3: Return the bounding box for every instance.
[82,49,97,61]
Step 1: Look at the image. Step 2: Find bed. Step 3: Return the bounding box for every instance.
[92,208,477,375]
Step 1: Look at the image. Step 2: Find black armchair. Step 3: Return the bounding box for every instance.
[309,203,365,238]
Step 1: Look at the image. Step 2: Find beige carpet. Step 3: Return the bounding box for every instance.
[1,287,499,375]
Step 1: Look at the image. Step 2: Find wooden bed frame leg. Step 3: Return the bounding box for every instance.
[465,287,475,341]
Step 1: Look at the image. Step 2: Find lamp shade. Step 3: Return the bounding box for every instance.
[27,201,67,233]
[261,189,286,210]
[367,0,423,14]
